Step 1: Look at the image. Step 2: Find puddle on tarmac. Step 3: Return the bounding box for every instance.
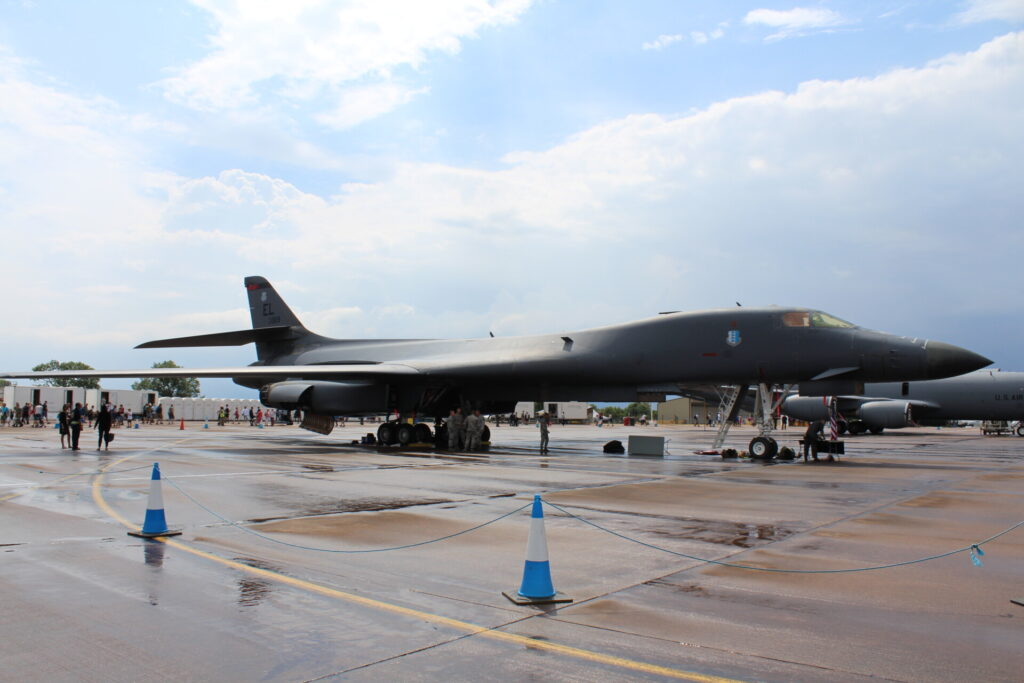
[648,518,797,548]
[232,557,277,607]
[248,497,454,523]
[300,463,335,472]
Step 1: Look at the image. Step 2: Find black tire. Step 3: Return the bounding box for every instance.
[848,421,867,436]
[377,422,398,446]
[414,423,433,443]
[749,436,776,460]
[481,425,491,443]
[397,423,417,446]
[837,420,848,436]
[869,426,885,435]
[1017,425,1024,437]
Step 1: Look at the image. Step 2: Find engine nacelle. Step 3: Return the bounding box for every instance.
[782,395,834,421]
[859,400,913,428]
[259,380,388,415]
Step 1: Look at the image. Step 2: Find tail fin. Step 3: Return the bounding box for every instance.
[135,276,314,360]
[245,276,303,329]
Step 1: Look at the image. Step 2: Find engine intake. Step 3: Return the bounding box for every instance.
[259,380,387,415]
[782,395,834,421]
[859,400,913,428]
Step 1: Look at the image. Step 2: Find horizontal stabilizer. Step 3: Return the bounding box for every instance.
[135,326,294,349]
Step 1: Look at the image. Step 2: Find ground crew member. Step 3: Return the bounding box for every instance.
[448,407,466,450]
[803,419,824,462]
[538,411,550,454]
[465,409,484,451]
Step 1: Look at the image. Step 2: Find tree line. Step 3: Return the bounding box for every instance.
[22,360,201,397]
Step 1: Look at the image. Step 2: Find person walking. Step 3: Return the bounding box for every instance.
[465,409,484,451]
[538,411,550,454]
[95,404,113,450]
[69,402,84,451]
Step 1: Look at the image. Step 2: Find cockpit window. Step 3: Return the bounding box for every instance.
[782,312,810,327]
[810,311,855,328]
[782,311,855,328]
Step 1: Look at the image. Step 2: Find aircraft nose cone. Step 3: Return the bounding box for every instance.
[925,341,991,379]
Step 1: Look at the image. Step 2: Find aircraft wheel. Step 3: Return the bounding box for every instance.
[481,425,491,443]
[414,423,433,443]
[848,421,867,436]
[1016,425,1024,437]
[377,422,398,446]
[869,425,885,435]
[837,420,848,435]
[397,423,417,446]
[749,436,776,460]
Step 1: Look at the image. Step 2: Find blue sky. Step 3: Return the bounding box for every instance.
[1,1,1023,397]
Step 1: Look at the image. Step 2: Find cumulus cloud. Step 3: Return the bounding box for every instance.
[159,0,533,127]
[955,0,1024,23]
[744,7,851,40]
[643,29,724,50]
[642,34,683,51]
[3,33,1024,370]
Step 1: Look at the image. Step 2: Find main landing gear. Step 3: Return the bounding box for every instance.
[376,420,489,448]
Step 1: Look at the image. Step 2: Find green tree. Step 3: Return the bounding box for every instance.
[625,402,651,418]
[595,405,626,421]
[31,360,100,389]
[131,360,201,397]
[0,378,10,389]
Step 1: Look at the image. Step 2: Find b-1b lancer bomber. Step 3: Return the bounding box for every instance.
[2,277,991,454]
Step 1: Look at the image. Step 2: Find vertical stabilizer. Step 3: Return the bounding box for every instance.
[244,276,311,360]
[245,276,303,329]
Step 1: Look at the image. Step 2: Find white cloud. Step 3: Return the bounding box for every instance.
[744,7,851,40]
[3,33,1024,372]
[644,29,724,50]
[159,0,533,127]
[956,0,1024,23]
[314,82,430,129]
[642,34,683,51]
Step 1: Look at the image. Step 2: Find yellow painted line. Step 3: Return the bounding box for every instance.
[92,451,742,682]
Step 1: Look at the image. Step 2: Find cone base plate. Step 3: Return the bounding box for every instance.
[128,530,182,538]
[502,590,573,605]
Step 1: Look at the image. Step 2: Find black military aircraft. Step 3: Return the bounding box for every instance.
[2,276,990,450]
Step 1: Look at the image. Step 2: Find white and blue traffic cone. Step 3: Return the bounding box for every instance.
[503,495,572,605]
[127,463,182,538]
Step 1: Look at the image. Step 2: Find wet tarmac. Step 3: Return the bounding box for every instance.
[1,421,1022,681]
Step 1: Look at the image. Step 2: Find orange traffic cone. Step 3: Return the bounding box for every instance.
[179,418,185,430]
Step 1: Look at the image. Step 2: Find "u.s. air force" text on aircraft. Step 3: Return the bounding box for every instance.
[783,369,1024,435]
[1,276,991,451]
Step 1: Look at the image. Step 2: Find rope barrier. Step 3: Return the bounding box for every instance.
[543,500,1024,574]
[34,464,154,477]
[163,475,531,554]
